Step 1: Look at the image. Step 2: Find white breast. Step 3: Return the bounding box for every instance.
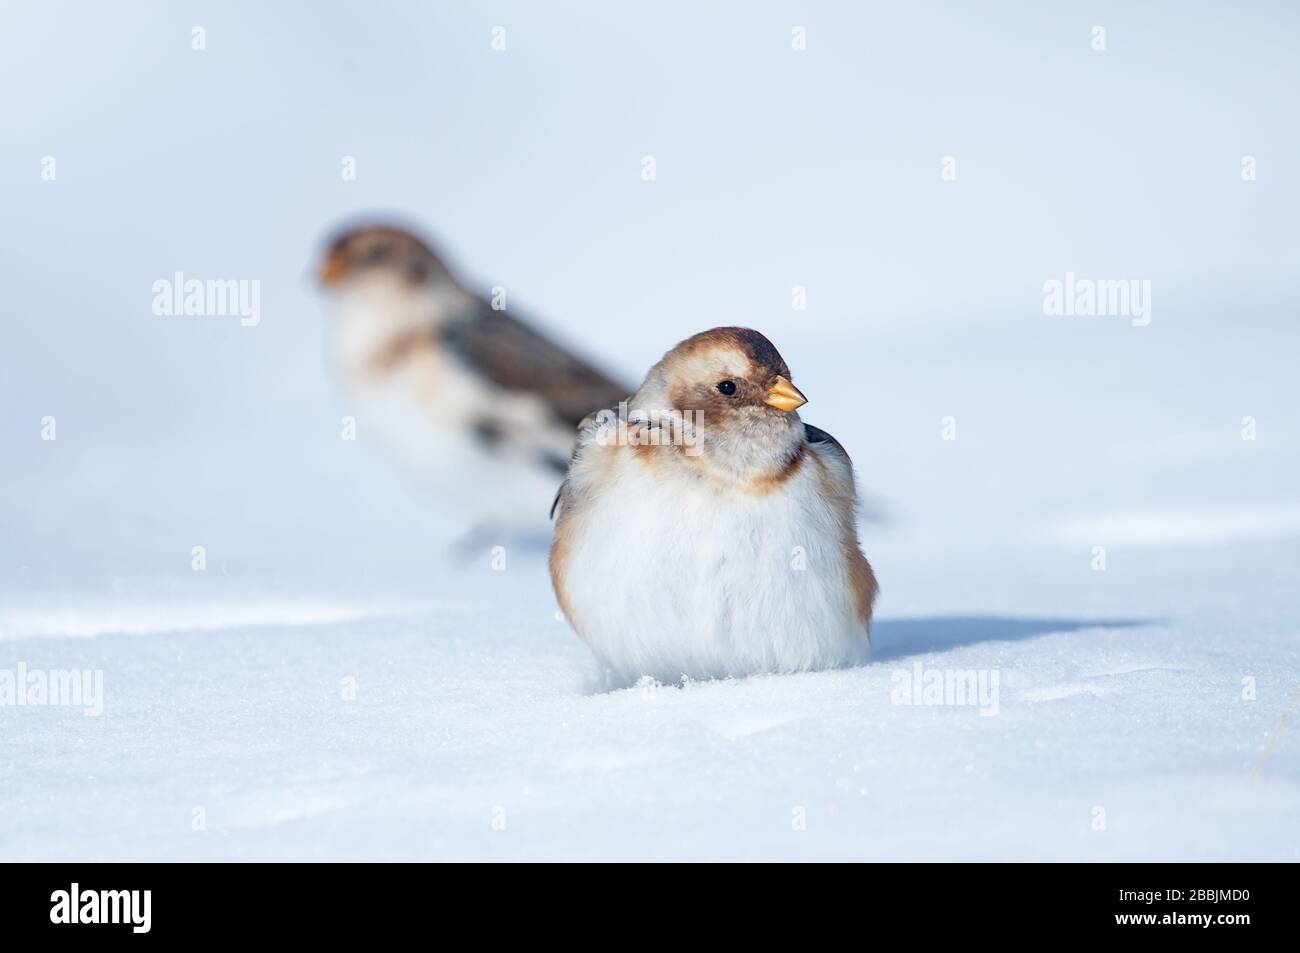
[556,448,869,683]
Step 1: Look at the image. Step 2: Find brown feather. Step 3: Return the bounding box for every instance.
[442,302,630,429]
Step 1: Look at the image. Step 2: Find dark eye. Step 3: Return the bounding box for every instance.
[716,380,737,396]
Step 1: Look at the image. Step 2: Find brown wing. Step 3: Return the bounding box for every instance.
[441,300,630,429]
[805,422,890,525]
[804,423,878,631]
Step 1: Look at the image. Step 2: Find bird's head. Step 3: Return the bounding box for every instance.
[634,327,807,479]
[317,224,453,291]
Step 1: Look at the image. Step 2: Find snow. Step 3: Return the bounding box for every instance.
[3,3,1299,861]
[2,504,1298,860]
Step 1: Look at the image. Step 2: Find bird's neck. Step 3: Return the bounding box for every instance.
[624,391,806,486]
[690,418,806,486]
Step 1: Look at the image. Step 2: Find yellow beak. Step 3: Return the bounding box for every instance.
[764,376,807,413]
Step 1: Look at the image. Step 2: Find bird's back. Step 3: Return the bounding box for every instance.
[330,282,630,530]
[441,302,629,431]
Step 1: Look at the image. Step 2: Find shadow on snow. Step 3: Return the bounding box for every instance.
[870,615,1157,663]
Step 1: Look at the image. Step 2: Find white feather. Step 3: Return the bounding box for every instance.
[555,416,870,683]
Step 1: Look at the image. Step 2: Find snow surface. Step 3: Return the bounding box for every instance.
[2,473,1298,861]
[3,2,1299,860]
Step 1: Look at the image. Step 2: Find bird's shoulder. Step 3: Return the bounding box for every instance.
[803,422,855,476]
[550,403,628,519]
[803,422,850,461]
[797,422,857,505]
[441,300,629,429]
[557,419,859,518]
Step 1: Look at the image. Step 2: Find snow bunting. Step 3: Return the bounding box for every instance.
[550,327,877,683]
[317,223,629,542]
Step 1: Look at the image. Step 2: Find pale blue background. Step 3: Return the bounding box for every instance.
[1,0,1299,863]
[4,2,1297,589]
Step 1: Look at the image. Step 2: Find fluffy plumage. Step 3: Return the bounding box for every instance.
[551,327,877,683]
[317,223,629,535]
